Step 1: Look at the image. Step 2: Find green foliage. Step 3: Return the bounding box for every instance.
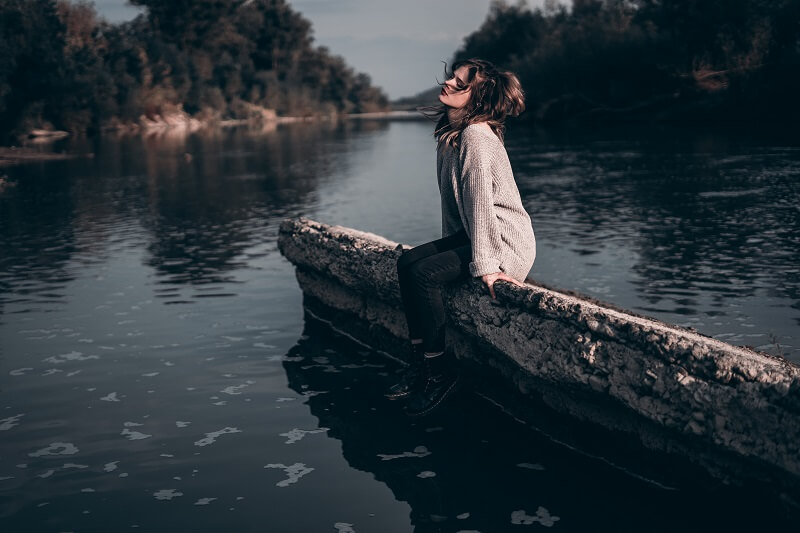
[457,0,545,69]
[0,0,68,135]
[0,0,388,141]
[453,0,800,123]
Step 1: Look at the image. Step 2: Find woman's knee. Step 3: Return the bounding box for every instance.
[408,256,449,287]
[397,250,417,274]
[412,250,471,288]
[397,243,434,274]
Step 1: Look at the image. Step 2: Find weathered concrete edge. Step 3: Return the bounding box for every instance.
[295,269,798,491]
[277,216,800,480]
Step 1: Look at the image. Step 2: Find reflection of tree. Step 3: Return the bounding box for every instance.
[0,121,390,314]
[511,126,800,317]
[138,122,386,286]
[626,146,800,312]
[0,161,78,320]
[281,315,797,532]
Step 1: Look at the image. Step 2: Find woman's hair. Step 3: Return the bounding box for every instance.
[424,58,525,148]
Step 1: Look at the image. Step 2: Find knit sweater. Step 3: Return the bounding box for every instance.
[437,123,536,282]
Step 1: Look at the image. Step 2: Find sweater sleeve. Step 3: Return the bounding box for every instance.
[459,131,502,277]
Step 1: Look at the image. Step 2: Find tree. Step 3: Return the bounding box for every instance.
[0,0,67,138]
[0,0,389,139]
[454,0,544,68]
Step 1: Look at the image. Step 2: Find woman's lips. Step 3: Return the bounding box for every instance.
[440,87,447,96]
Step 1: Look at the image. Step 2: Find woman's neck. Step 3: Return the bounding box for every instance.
[446,107,492,129]
[446,107,461,124]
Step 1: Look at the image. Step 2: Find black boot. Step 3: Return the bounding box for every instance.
[403,351,459,416]
[385,343,426,400]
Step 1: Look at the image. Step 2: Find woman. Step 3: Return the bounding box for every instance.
[389,58,536,416]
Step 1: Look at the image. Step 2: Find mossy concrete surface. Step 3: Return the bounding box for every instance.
[278,217,800,486]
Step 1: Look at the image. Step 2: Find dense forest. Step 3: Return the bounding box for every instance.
[0,0,389,142]
[448,0,800,124]
[4,0,798,141]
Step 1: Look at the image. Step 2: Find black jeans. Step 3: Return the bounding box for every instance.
[396,230,472,353]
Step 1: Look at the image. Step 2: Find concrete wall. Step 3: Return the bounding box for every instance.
[278,217,800,489]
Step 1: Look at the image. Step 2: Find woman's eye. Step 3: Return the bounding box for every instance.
[443,73,466,90]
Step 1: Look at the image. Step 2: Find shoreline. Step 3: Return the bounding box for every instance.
[6,114,795,169]
[0,147,83,168]
[0,110,426,167]
[345,110,427,120]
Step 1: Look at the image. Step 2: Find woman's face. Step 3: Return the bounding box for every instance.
[439,65,472,109]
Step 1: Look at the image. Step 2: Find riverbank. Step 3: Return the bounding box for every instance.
[345,110,427,121]
[1,109,423,168]
[100,108,420,133]
[0,147,81,168]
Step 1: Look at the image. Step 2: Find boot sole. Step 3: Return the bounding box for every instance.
[384,389,412,400]
[403,376,459,417]
[384,368,426,400]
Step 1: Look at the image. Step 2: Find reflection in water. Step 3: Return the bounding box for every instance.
[509,126,800,358]
[5,121,794,355]
[0,121,391,309]
[133,124,372,289]
[282,316,797,532]
[0,120,798,530]
[0,160,79,316]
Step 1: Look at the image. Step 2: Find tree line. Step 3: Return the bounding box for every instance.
[0,0,389,142]
[452,0,800,124]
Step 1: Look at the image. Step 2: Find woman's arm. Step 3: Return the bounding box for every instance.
[459,129,502,277]
[460,129,526,298]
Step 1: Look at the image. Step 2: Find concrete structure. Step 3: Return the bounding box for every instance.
[278,217,800,492]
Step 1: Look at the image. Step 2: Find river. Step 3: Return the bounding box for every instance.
[1,120,798,531]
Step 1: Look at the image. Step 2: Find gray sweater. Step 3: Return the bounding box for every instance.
[437,123,536,281]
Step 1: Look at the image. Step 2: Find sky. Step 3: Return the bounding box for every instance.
[92,0,550,100]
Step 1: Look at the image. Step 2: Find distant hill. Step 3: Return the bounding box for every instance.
[391,86,441,111]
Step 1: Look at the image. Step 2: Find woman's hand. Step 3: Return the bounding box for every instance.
[480,272,524,299]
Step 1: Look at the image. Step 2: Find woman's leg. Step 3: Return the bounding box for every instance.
[388,231,470,401]
[396,230,470,344]
[405,243,472,354]
[401,242,472,416]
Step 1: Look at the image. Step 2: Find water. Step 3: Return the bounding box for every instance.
[1,121,798,531]
[508,126,800,359]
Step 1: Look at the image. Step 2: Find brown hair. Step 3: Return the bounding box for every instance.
[424,58,526,149]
